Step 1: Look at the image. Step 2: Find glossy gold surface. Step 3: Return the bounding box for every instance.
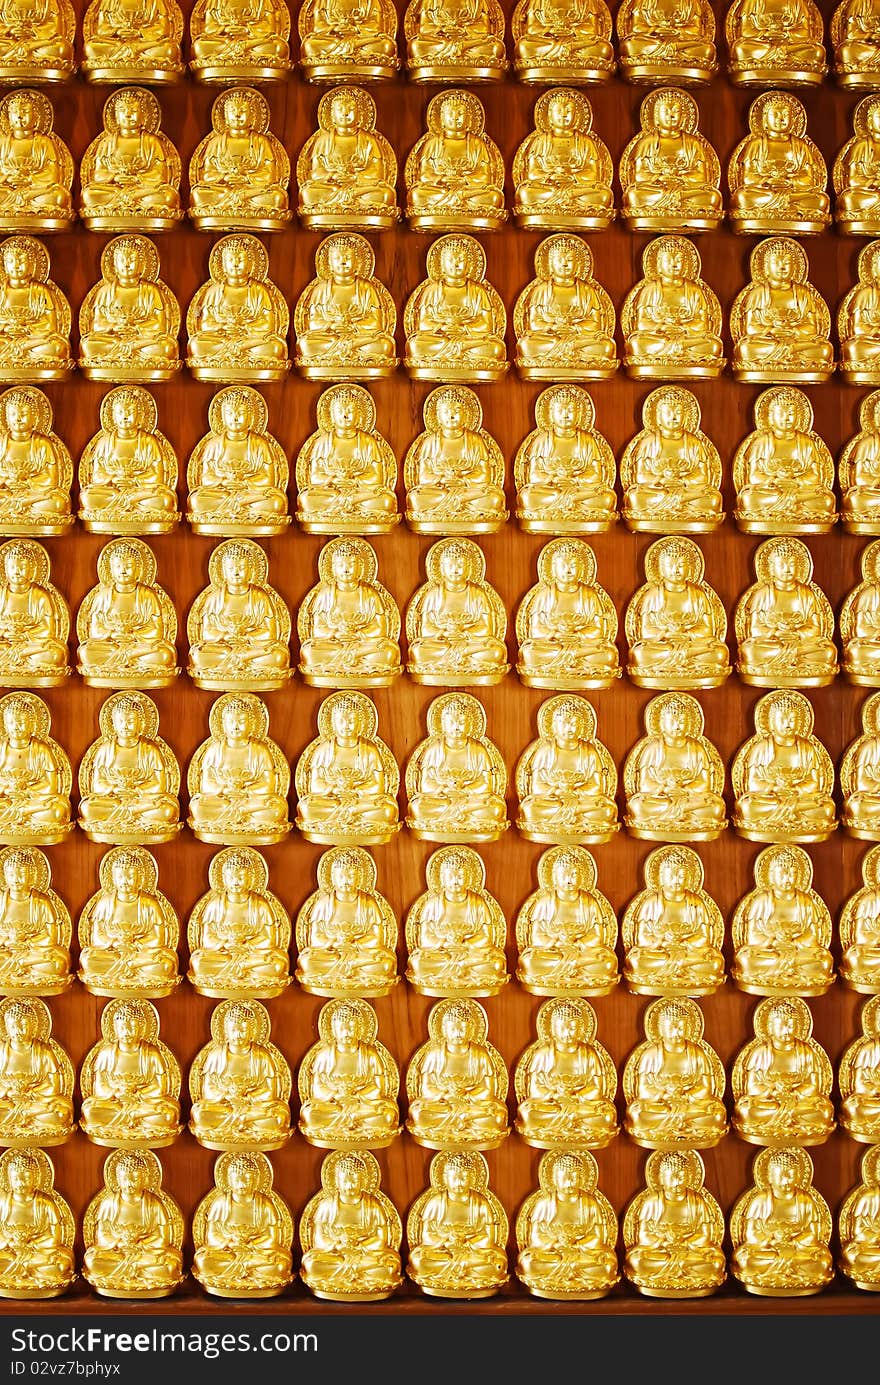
[511,0,614,84]
[0,539,69,687]
[404,0,507,81]
[732,996,835,1147]
[297,997,401,1149]
[620,385,723,532]
[0,236,71,381]
[840,843,880,992]
[728,92,830,235]
[188,846,291,1000]
[619,88,721,232]
[188,0,291,82]
[300,1150,403,1301]
[515,1149,619,1301]
[404,233,507,381]
[514,233,617,380]
[79,87,181,233]
[406,537,508,687]
[78,691,180,846]
[82,1150,184,1299]
[840,240,880,384]
[839,1145,880,1291]
[0,692,71,846]
[621,845,725,997]
[725,0,827,87]
[622,997,728,1149]
[833,0,880,88]
[79,998,181,1147]
[188,999,292,1152]
[515,844,619,997]
[516,693,618,845]
[296,691,399,847]
[0,996,73,1146]
[834,94,880,233]
[0,1148,75,1300]
[617,0,717,84]
[623,1149,726,1297]
[516,538,620,690]
[80,0,184,82]
[514,384,617,533]
[186,233,289,382]
[77,846,179,999]
[186,386,289,537]
[731,236,834,383]
[297,86,398,231]
[405,998,509,1151]
[188,88,290,233]
[187,692,291,846]
[406,89,506,234]
[513,89,614,230]
[405,844,508,998]
[297,0,399,83]
[0,88,72,232]
[730,1147,834,1296]
[295,232,397,381]
[734,537,838,686]
[76,537,178,688]
[191,1150,293,1298]
[78,386,179,535]
[841,690,880,837]
[78,234,180,383]
[299,537,401,689]
[295,845,398,999]
[187,539,291,692]
[404,385,506,535]
[0,386,72,535]
[624,536,729,689]
[0,0,75,82]
[732,688,837,842]
[730,843,834,996]
[733,386,837,534]
[297,384,398,535]
[514,996,618,1148]
[0,846,71,998]
[621,234,724,379]
[623,691,727,842]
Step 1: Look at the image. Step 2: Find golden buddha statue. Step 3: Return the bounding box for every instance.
[623,1149,726,1299]
[404,0,507,81]
[515,1149,618,1301]
[728,92,830,236]
[734,538,838,686]
[732,995,835,1145]
[732,689,837,842]
[299,537,401,688]
[726,0,827,86]
[298,997,401,1149]
[76,537,178,688]
[516,694,618,845]
[78,234,181,382]
[297,86,397,232]
[513,88,614,231]
[296,692,400,846]
[187,234,289,382]
[405,844,508,998]
[404,385,506,535]
[0,693,70,846]
[619,87,722,232]
[188,0,291,80]
[514,996,618,1149]
[79,87,180,233]
[621,234,724,378]
[79,998,181,1148]
[300,1150,403,1302]
[82,1150,183,1299]
[623,997,728,1149]
[187,539,291,692]
[187,386,289,536]
[516,844,618,996]
[188,846,291,1000]
[0,539,68,687]
[189,998,291,1151]
[731,844,834,997]
[192,1150,293,1299]
[295,846,397,999]
[0,996,73,1146]
[81,0,184,81]
[514,383,617,532]
[730,1147,834,1296]
[841,844,880,991]
[514,233,617,380]
[620,386,722,533]
[405,91,506,233]
[405,537,508,686]
[835,96,880,235]
[841,240,880,384]
[77,847,179,1000]
[622,845,725,997]
[840,996,880,1140]
[516,538,619,690]
[0,0,74,83]
[187,692,291,846]
[731,236,834,383]
[77,691,181,846]
[407,1149,508,1299]
[188,88,290,233]
[623,692,727,842]
[842,690,880,836]
[624,536,730,689]
[0,236,71,381]
[296,384,398,535]
[406,997,509,1150]
[404,234,507,382]
[297,0,399,82]
[294,232,397,380]
[733,386,836,534]
[0,847,70,998]
[406,692,508,843]
[0,89,72,233]
[833,0,880,88]
[0,387,71,535]
[0,1147,74,1299]
[78,386,179,535]
[511,0,615,83]
[616,0,717,83]
[839,1145,880,1291]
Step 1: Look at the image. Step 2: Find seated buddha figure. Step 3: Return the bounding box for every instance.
[294,232,397,380]
[192,1150,293,1299]
[297,86,397,232]
[841,844,880,991]
[408,1150,508,1299]
[77,847,179,999]
[0,997,73,1146]
[404,0,507,80]
[188,0,291,80]
[81,0,184,81]
[0,846,70,997]
[841,240,880,385]
[405,845,508,998]
[620,88,721,233]
[734,538,838,686]
[624,536,730,689]
[295,846,397,998]
[620,385,723,533]
[733,386,837,534]
[0,0,75,83]
[188,88,290,233]
[297,0,399,83]
[513,89,614,232]
[300,1150,402,1302]
[0,692,71,846]
[188,846,291,1000]
[511,0,614,81]
[82,1150,184,1300]
[514,384,617,533]
[0,89,72,232]
[187,692,291,846]
[79,998,181,1148]
[0,539,68,687]
[404,385,507,534]
[78,386,179,535]
[406,998,509,1150]
[835,96,880,236]
[296,384,398,535]
[728,92,830,236]
[187,386,288,536]
[296,691,399,846]
[404,233,507,382]
[514,233,617,380]
[78,234,180,382]
[79,86,181,233]
[840,997,880,1141]
[0,387,71,535]
[405,91,505,234]
[732,689,837,843]
[839,1146,880,1291]
[514,997,618,1149]
[516,844,618,997]
[621,234,724,378]
[516,1149,619,1301]
[623,1149,726,1299]
[76,538,178,688]
[730,844,835,997]
[731,237,834,384]
[516,694,618,845]
[616,0,717,83]
[0,236,72,380]
[623,692,727,842]
[0,1147,75,1300]
[406,538,508,686]
[516,538,620,689]
[77,691,181,846]
[731,1147,834,1296]
[622,845,725,997]
[726,0,827,86]
[406,693,508,843]
[833,0,880,86]
[298,537,401,688]
[297,997,401,1149]
[842,691,880,837]
[623,997,728,1150]
[732,996,835,1146]
[187,233,289,382]
[189,998,291,1151]
[187,539,291,692]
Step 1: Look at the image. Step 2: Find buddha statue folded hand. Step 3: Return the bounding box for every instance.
[77,847,179,999]
[621,235,724,378]
[734,537,838,686]
[516,694,618,845]
[731,237,834,383]
[405,537,508,686]
[730,1147,834,1296]
[513,89,614,231]
[81,0,184,82]
[730,844,834,996]
[188,0,291,81]
[623,692,727,841]
[516,537,620,689]
[299,537,401,688]
[623,1149,725,1299]
[726,0,827,87]
[515,384,617,532]
[514,997,618,1148]
[297,0,399,83]
[78,234,181,382]
[616,0,717,84]
[406,845,508,998]
[0,1148,74,1300]
[511,0,615,83]
[622,845,725,996]
[840,844,880,991]
[840,240,880,385]
[405,90,506,233]
[624,536,730,688]
[839,996,880,1141]
[620,88,721,233]
[297,86,398,231]
[0,846,71,997]
[404,234,507,382]
[728,92,830,237]
[0,236,72,381]
[404,0,507,81]
[841,690,880,836]
[187,233,289,381]
[0,0,75,83]
[404,385,506,534]
[188,88,290,233]
[77,691,180,845]
[0,693,71,846]
[297,384,398,534]
[733,386,837,534]
[839,1145,880,1292]
[732,996,835,1146]
[405,998,509,1150]
[833,0,880,88]
[295,232,397,380]
[0,997,73,1147]
[407,1150,508,1299]
[0,539,69,687]
[835,96,880,235]
[76,538,178,688]
[0,89,73,233]
[79,998,181,1147]
[514,233,617,380]
[188,999,292,1151]
[620,385,723,532]
[295,845,398,999]
[300,1150,402,1301]
[623,997,728,1149]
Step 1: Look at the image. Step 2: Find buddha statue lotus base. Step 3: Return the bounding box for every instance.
[187,362,290,384]
[81,363,180,384]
